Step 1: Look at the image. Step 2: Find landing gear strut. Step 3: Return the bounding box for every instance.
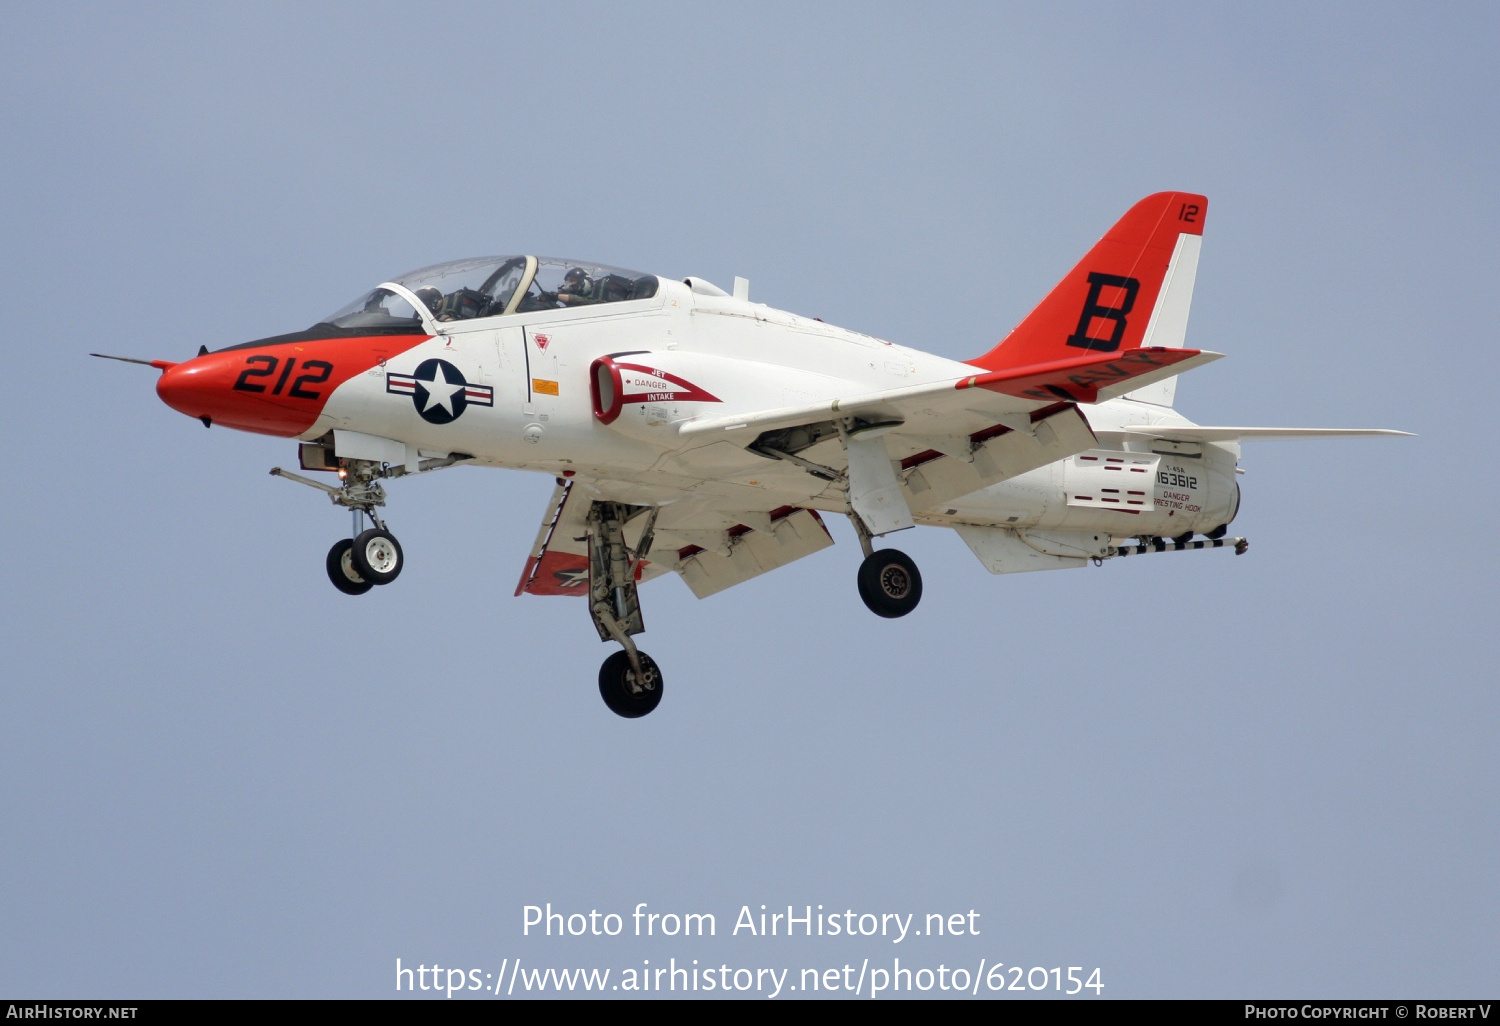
[849,513,923,618]
[587,501,663,718]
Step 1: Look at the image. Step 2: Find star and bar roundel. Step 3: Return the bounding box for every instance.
[387,359,493,424]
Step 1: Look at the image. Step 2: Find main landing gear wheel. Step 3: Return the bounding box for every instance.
[326,538,373,596]
[598,650,663,718]
[351,528,403,585]
[858,548,923,618]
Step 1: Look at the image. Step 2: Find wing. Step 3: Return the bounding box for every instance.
[677,348,1219,534]
[679,347,1220,442]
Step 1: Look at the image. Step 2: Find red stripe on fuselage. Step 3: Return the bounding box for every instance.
[155,334,431,436]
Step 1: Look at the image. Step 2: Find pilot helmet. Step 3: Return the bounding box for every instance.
[414,286,442,313]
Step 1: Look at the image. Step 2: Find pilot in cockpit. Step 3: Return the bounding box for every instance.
[555,267,596,307]
[414,286,443,316]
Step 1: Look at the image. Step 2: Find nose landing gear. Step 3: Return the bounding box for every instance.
[274,461,403,596]
[272,448,469,596]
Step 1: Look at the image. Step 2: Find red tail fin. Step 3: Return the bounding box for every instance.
[969,192,1207,372]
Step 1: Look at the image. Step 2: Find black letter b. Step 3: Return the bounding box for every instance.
[1066,272,1140,352]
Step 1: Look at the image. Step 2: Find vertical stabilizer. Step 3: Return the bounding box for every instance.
[1125,230,1202,406]
[969,192,1207,403]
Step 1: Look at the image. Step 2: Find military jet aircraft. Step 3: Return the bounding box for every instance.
[99,192,1408,717]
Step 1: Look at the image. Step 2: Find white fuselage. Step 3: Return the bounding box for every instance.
[305,278,1239,545]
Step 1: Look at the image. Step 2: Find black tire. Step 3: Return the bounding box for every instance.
[351,528,403,585]
[326,538,373,595]
[598,650,664,718]
[857,548,922,618]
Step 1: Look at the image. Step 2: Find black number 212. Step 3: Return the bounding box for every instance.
[233,357,333,398]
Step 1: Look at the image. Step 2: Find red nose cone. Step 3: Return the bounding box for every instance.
[155,351,319,436]
[153,335,428,436]
[155,361,210,417]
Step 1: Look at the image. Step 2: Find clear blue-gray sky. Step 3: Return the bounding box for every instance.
[2,1,1495,998]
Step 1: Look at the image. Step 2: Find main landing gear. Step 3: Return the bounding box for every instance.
[586,500,664,718]
[858,548,923,618]
[598,650,663,719]
[270,449,468,597]
[849,513,923,619]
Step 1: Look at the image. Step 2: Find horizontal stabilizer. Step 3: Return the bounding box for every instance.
[1123,426,1414,442]
[960,347,1221,405]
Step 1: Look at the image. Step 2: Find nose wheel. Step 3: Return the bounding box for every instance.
[326,538,373,595]
[351,527,403,585]
[857,548,923,618]
[324,529,403,594]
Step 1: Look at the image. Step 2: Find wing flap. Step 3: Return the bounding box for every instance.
[900,403,1097,511]
[676,508,834,599]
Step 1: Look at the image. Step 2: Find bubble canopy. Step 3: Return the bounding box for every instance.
[320,257,659,332]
